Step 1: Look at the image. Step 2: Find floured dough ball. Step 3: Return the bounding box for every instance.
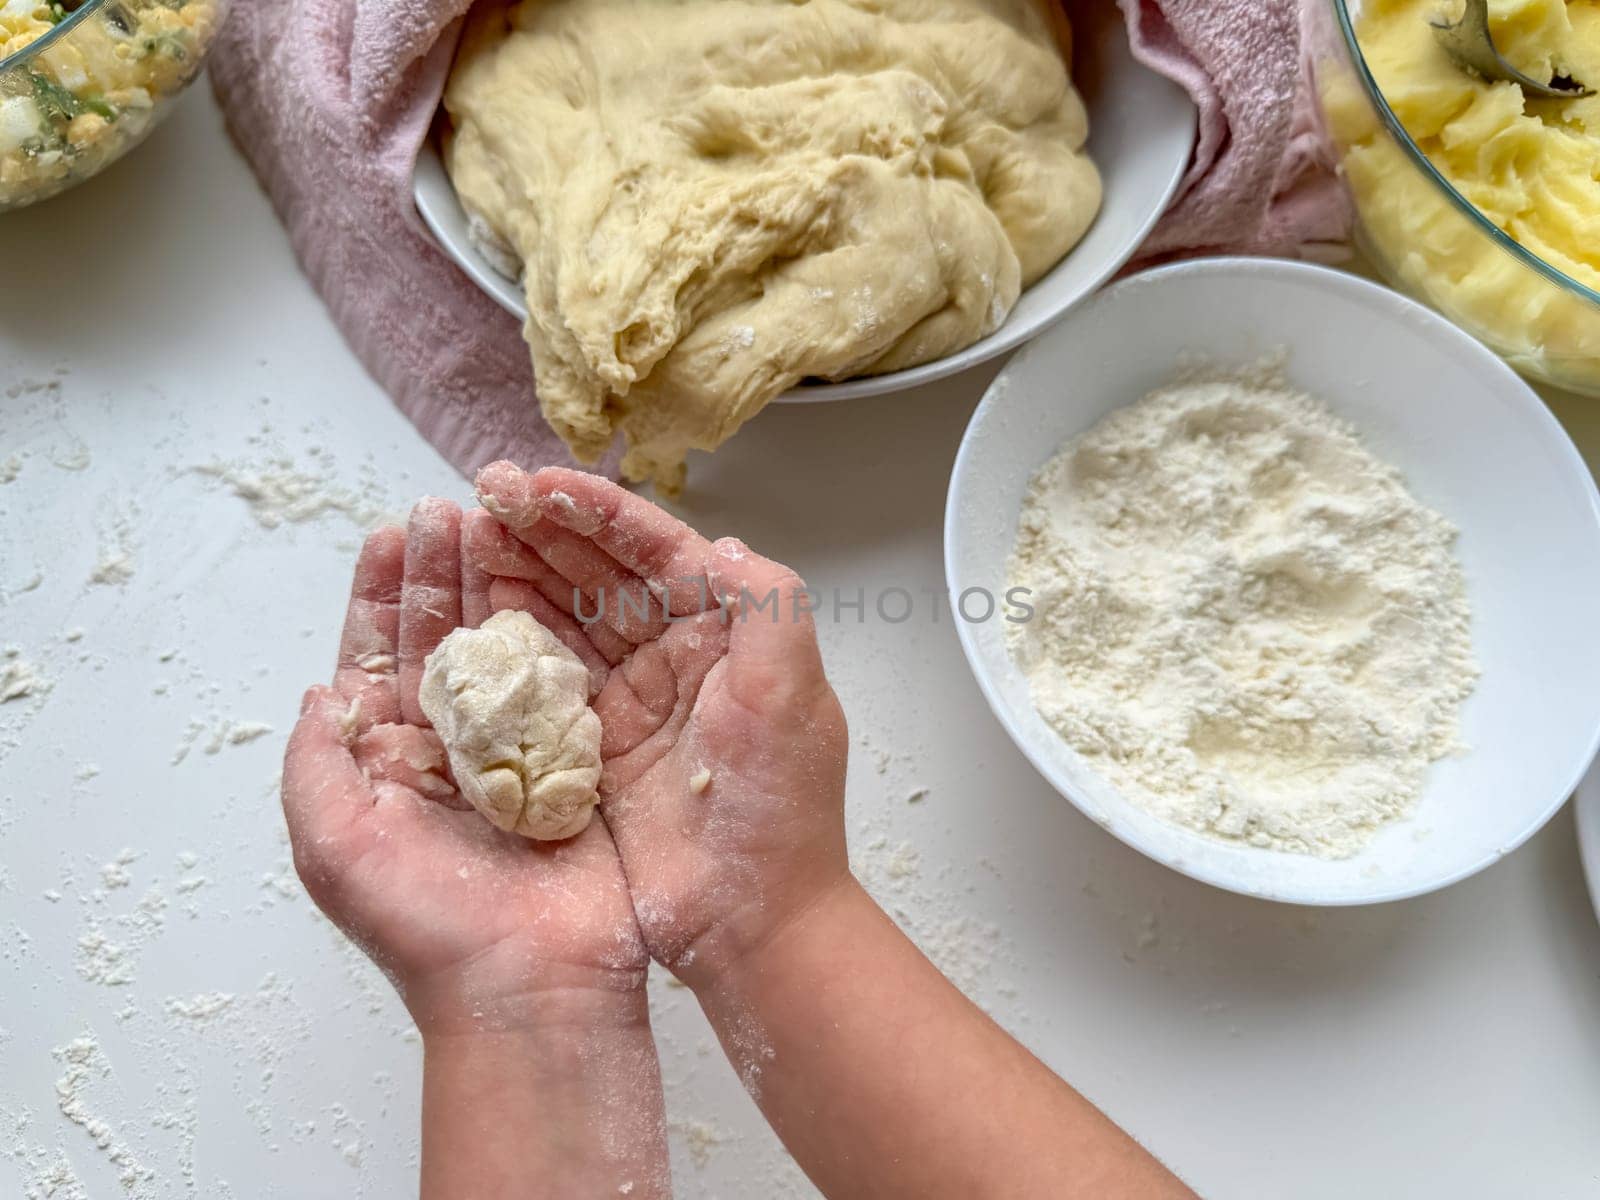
[418,610,602,841]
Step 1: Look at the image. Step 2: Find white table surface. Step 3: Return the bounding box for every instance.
[3,89,1600,1200]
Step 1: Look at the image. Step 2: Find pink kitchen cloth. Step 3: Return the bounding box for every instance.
[209,0,1351,482]
[208,1,604,480]
[1121,0,1352,262]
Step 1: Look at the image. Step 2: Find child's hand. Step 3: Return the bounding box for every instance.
[467,464,852,991]
[283,499,649,1037]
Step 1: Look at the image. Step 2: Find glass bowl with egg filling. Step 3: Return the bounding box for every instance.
[0,0,229,212]
[1310,0,1600,395]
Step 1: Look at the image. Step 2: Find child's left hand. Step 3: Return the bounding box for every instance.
[282,499,649,1038]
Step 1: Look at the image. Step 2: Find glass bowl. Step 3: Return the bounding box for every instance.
[1309,0,1600,395]
[0,0,230,212]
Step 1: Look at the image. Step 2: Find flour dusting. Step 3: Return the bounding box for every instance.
[193,454,391,531]
[54,1034,156,1198]
[1007,366,1479,858]
[87,551,135,587]
[0,649,51,704]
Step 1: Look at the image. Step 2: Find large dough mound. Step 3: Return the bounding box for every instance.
[419,611,602,841]
[445,0,1102,491]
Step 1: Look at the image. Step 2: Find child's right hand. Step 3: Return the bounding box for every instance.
[288,500,676,1198]
[282,500,653,1039]
[467,464,852,992]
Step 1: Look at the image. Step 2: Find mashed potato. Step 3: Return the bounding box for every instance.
[445,0,1101,491]
[1325,0,1600,389]
[1,0,221,209]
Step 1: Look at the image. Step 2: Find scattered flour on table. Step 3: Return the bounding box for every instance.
[74,856,172,988]
[192,453,392,531]
[87,506,139,587]
[4,374,67,400]
[101,849,138,890]
[8,571,44,597]
[1006,366,1479,859]
[1,388,420,1197]
[76,929,137,988]
[164,991,236,1025]
[50,442,91,473]
[53,1034,156,1198]
[171,717,274,764]
[87,551,135,587]
[0,1124,90,1200]
[1,648,51,704]
[213,721,273,750]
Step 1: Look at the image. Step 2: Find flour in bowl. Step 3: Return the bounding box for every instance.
[1006,366,1479,858]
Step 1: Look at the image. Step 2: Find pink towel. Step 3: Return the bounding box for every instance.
[1123,0,1352,261]
[209,2,608,480]
[209,0,1351,481]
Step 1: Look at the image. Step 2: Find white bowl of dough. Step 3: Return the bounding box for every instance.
[413,0,1195,406]
[945,257,1600,906]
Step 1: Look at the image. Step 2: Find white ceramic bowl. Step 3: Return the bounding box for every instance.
[945,258,1600,906]
[413,0,1195,404]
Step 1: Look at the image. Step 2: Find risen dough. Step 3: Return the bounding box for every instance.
[445,0,1101,491]
[418,611,602,841]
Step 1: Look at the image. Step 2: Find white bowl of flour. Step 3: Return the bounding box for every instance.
[946,258,1600,905]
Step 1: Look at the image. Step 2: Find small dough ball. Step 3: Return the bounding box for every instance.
[418,610,602,840]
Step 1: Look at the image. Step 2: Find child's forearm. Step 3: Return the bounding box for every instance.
[420,998,671,1200]
[691,878,1193,1200]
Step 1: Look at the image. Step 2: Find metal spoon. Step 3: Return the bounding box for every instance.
[1432,0,1592,100]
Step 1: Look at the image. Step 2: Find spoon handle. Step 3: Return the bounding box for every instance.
[1431,0,1593,100]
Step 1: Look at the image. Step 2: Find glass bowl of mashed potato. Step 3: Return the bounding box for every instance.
[0,0,228,212]
[1311,0,1600,395]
